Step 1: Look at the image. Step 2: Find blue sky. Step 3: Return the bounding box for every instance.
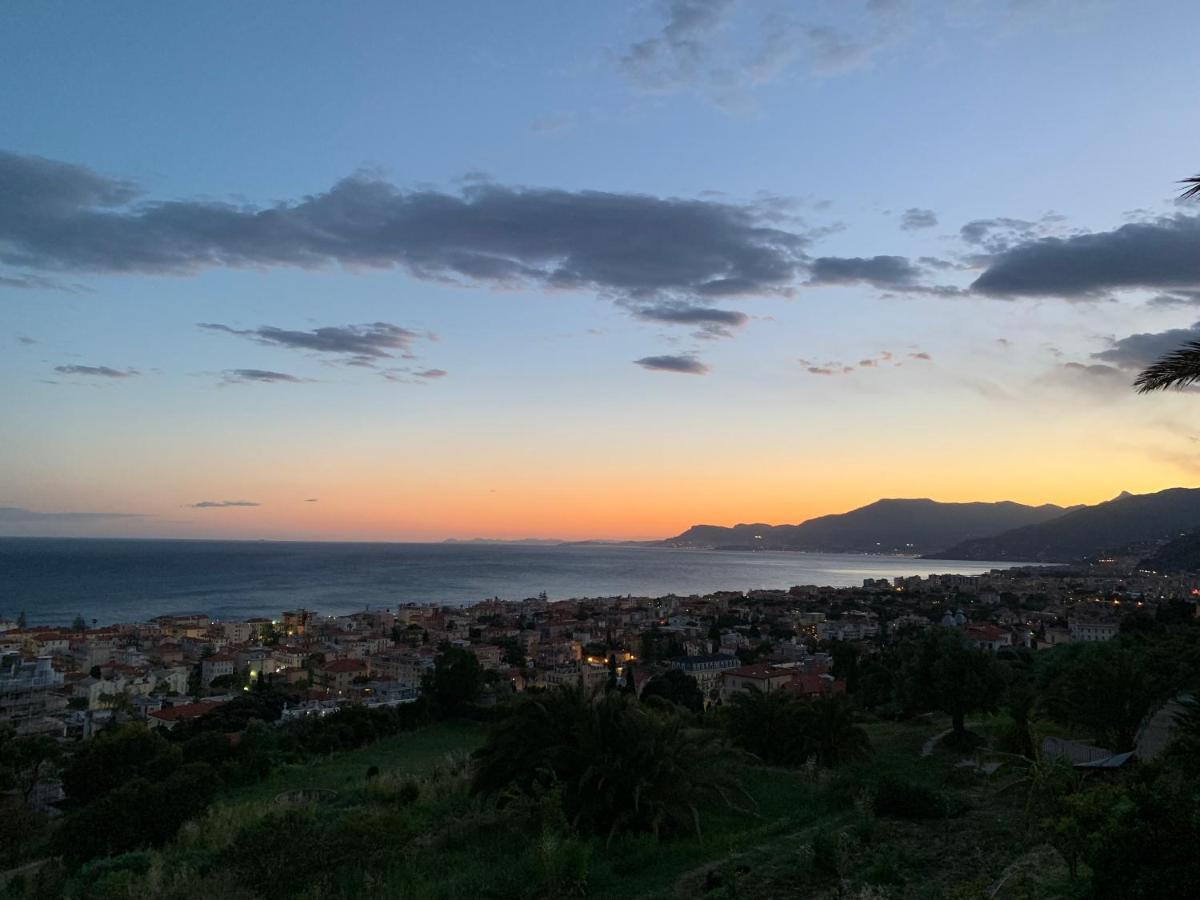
[4,1,1200,541]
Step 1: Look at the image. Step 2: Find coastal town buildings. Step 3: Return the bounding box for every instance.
[2,561,1198,744]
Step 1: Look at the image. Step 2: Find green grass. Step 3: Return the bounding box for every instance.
[223,721,487,805]
[35,715,1068,899]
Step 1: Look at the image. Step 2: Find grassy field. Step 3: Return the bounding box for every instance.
[223,721,488,805]
[28,715,1075,899]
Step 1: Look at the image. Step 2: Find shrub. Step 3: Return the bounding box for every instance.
[871,775,947,820]
[472,687,750,842]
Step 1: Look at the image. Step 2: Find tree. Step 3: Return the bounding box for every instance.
[641,668,704,713]
[622,661,638,695]
[472,687,749,842]
[423,644,483,717]
[16,610,26,629]
[1035,640,1160,749]
[499,636,526,668]
[71,614,87,633]
[61,723,182,806]
[805,694,871,767]
[1135,177,1200,391]
[896,627,1004,744]
[0,726,62,805]
[723,689,869,768]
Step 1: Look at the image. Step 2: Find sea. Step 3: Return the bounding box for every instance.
[0,538,1028,627]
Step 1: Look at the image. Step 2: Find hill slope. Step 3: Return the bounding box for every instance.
[926,488,1200,563]
[1138,530,1200,572]
[661,498,1070,554]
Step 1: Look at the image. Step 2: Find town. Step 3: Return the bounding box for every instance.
[5,561,1195,741]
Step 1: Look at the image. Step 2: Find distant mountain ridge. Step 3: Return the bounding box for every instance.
[926,487,1200,563]
[660,498,1072,555]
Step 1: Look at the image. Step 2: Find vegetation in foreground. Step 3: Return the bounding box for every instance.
[3,620,1200,898]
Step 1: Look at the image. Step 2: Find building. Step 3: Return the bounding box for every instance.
[1069,621,1120,642]
[147,699,228,731]
[669,654,740,698]
[319,658,369,694]
[720,664,796,700]
[201,654,236,686]
[0,654,65,723]
[962,623,1013,652]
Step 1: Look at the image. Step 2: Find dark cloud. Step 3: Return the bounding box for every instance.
[412,368,447,379]
[0,150,808,311]
[972,214,1200,298]
[222,369,304,384]
[200,322,424,363]
[54,365,138,378]
[0,506,143,523]
[900,208,937,231]
[628,301,749,338]
[634,354,710,375]
[909,351,932,361]
[305,498,319,503]
[1092,322,1200,371]
[16,335,37,345]
[808,255,921,287]
[188,500,260,508]
[960,217,1041,254]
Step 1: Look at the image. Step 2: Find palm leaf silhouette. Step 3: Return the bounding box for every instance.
[1135,177,1200,392]
[1134,340,1200,393]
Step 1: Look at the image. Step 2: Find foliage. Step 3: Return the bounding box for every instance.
[56,762,218,864]
[871,775,948,820]
[60,724,182,806]
[1034,639,1163,749]
[472,686,748,842]
[894,626,1004,740]
[0,725,61,803]
[723,689,871,768]
[424,644,485,716]
[640,668,704,713]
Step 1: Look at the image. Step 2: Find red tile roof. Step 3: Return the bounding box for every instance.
[148,700,227,721]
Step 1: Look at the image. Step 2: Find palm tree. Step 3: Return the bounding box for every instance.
[1135,340,1200,393]
[1135,176,1200,391]
[806,694,872,767]
[472,686,750,842]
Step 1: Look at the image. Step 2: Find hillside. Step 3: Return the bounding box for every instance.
[927,487,1200,563]
[1138,529,1200,572]
[660,498,1070,554]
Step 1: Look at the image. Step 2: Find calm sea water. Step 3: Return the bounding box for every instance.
[0,538,1024,627]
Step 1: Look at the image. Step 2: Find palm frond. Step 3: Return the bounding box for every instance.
[1134,341,1200,393]
[1181,175,1200,201]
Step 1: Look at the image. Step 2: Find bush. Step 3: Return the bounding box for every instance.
[472,687,750,841]
[871,776,947,820]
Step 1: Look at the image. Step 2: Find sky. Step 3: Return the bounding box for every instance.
[3,0,1200,542]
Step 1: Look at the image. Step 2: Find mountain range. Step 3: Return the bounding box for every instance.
[663,488,1200,564]
[660,499,1072,555]
[926,487,1200,562]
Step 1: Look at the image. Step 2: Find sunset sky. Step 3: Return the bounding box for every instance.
[4,0,1200,541]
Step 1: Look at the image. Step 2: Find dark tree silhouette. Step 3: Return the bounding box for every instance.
[1135,176,1200,391]
[471,686,748,842]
